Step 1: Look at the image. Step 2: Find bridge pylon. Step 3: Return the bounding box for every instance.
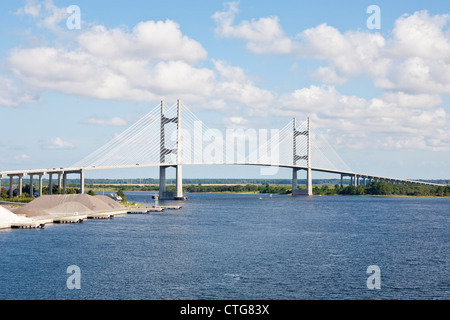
[292,117,313,196]
[158,100,187,200]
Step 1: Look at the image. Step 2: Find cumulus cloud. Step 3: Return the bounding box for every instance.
[7,2,276,111]
[276,85,450,151]
[211,3,450,151]
[212,1,293,54]
[6,1,450,153]
[213,4,450,94]
[40,137,75,149]
[77,20,208,63]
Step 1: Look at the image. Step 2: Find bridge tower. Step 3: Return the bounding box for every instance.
[159,100,186,200]
[292,117,313,196]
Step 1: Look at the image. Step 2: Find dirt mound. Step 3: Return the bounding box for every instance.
[12,194,126,218]
[95,195,126,209]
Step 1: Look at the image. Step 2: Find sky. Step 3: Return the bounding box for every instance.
[0,0,449,181]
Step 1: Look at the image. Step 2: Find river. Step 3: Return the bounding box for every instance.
[0,192,448,300]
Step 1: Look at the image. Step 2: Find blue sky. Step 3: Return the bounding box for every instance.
[0,0,449,181]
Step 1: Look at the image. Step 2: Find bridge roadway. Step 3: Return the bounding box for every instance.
[0,162,444,199]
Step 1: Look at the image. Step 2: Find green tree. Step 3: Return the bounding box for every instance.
[116,189,127,202]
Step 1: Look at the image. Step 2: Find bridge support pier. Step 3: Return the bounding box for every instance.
[292,117,312,196]
[176,165,183,199]
[27,173,44,197]
[48,173,53,195]
[158,100,187,200]
[7,174,24,198]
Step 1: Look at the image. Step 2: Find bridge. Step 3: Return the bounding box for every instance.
[0,100,444,199]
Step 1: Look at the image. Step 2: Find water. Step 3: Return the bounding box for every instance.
[0,192,448,300]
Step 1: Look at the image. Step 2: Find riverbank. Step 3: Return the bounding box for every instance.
[86,181,450,198]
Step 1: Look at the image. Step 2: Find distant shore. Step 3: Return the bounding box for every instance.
[85,181,450,198]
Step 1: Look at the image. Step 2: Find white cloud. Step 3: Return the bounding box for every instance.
[78,20,208,63]
[212,1,293,54]
[83,116,128,127]
[391,11,450,60]
[0,75,41,107]
[14,154,30,160]
[276,85,450,151]
[15,0,41,17]
[16,0,69,33]
[41,137,74,149]
[212,5,450,95]
[8,2,278,110]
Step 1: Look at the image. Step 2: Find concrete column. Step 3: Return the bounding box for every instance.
[63,172,67,192]
[58,173,62,192]
[80,169,85,194]
[38,174,43,197]
[354,174,359,187]
[306,117,312,196]
[292,118,299,196]
[340,175,343,187]
[159,100,166,199]
[159,166,166,198]
[175,100,183,199]
[18,175,23,196]
[29,174,34,197]
[292,168,298,194]
[176,165,183,198]
[49,173,53,195]
[9,175,13,198]
[293,118,297,166]
[160,100,165,165]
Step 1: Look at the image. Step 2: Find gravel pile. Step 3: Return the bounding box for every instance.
[0,205,30,229]
[12,194,126,218]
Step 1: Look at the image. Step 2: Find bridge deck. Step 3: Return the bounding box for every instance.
[0,162,445,187]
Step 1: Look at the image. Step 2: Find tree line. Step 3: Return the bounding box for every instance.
[313,181,450,197]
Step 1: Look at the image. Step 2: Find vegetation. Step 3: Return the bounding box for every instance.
[1,180,448,202]
[0,184,83,203]
[313,181,450,197]
[86,183,292,195]
[116,190,127,202]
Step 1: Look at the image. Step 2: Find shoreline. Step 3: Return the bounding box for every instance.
[87,187,450,199]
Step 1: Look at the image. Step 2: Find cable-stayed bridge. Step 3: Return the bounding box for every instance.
[0,100,444,199]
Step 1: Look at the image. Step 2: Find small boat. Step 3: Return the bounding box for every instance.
[109,193,122,201]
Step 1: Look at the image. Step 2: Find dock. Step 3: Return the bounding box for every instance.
[53,216,86,224]
[127,207,165,214]
[87,213,114,220]
[11,222,45,229]
[156,205,182,210]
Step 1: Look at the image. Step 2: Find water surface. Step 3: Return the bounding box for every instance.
[0,193,448,300]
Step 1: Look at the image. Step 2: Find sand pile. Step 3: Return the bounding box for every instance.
[0,205,31,229]
[12,194,126,218]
